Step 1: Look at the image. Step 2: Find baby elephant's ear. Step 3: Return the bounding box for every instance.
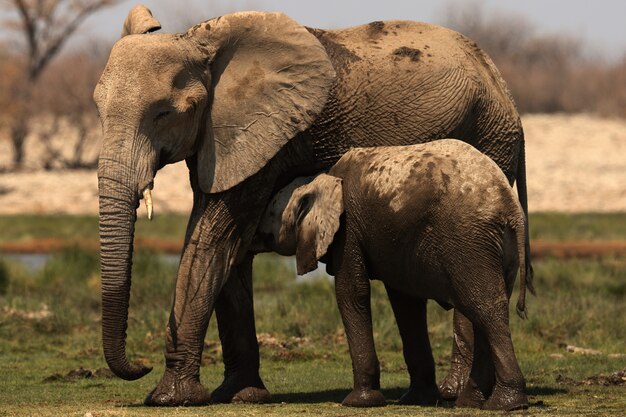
[120,5,161,37]
[286,174,343,275]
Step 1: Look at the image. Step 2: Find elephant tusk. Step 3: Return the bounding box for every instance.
[143,188,153,220]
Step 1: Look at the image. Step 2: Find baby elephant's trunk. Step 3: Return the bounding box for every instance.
[513,214,533,319]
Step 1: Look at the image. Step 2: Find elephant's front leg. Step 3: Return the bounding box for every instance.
[384,285,440,405]
[210,253,270,403]
[145,179,272,406]
[439,310,475,400]
[334,234,386,407]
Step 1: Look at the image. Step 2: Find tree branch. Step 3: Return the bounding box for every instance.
[8,0,120,80]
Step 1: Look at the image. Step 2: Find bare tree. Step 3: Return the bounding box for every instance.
[1,0,119,169]
[35,49,106,169]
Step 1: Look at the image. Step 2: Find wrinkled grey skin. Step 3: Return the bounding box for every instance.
[94,5,530,406]
[255,140,531,410]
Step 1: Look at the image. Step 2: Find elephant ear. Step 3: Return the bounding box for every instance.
[191,12,336,194]
[120,5,161,37]
[282,174,343,275]
[256,176,316,255]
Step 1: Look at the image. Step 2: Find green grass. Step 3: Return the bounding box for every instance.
[1,212,625,244]
[529,212,626,241]
[1,241,625,416]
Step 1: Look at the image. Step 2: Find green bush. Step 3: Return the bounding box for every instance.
[40,245,99,285]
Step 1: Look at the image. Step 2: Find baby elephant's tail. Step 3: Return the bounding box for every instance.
[513,213,531,319]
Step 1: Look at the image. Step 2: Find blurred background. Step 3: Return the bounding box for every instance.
[0,1,624,416]
[0,0,625,212]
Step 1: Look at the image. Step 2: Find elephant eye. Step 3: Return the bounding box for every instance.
[154,110,172,122]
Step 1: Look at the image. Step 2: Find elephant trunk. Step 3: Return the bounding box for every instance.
[98,154,153,381]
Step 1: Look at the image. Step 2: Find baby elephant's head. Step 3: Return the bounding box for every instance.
[252,174,344,275]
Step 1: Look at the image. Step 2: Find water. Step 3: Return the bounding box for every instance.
[2,253,181,270]
[3,253,50,270]
[1,252,332,281]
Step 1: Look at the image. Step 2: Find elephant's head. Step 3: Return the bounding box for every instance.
[253,174,344,275]
[94,5,335,380]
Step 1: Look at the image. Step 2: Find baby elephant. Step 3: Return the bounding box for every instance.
[252,139,530,411]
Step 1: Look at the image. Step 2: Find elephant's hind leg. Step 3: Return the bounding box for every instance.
[384,285,440,405]
[438,310,474,400]
[210,254,271,404]
[457,318,527,411]
[455,324,494,409]
[480,318,528,410]
[453,267,527,411]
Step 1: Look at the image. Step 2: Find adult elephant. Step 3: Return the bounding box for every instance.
[95,6,531,406]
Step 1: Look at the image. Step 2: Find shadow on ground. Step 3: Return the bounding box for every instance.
[273,387,419,404]
[272,385,566,406]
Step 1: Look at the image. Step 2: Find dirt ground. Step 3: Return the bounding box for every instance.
[0,113,624,215]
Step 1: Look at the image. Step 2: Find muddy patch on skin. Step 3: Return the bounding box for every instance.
[392,46,422,62]
[43,367,115,383]
[307,28,361,77]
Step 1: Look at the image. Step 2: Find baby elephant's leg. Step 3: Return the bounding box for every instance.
[454,266,528,411]
[385,285,440,405]
[481,314,528,410]
[334,237,385,407]
[439,311,474,400]
[455,324,495,408]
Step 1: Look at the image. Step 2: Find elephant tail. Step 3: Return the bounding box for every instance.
[512,212,529,320]
[515,138,536,296]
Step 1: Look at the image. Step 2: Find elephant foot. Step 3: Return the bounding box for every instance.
[210,373,271,404]
[398,384,442,406]
[454,379,486,409]
[438,371,466,401]
[342,388,386,407]
[483,384,528,411]
[144,369,210,406]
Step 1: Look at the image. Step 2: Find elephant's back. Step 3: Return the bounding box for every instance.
[333,140,514,226]
[307,21,522,176]
[307,22,491,166]
[319,21,516,108]
[316,21,469,66]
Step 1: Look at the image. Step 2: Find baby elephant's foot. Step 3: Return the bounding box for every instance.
[438,375,463,401]
[455,379,487,409]
[144,370,210,406]
[342,388,386,407]
[227,387,271,404]
[210,373,271,404]
[398,384,442,406]
[483,384,528,411]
